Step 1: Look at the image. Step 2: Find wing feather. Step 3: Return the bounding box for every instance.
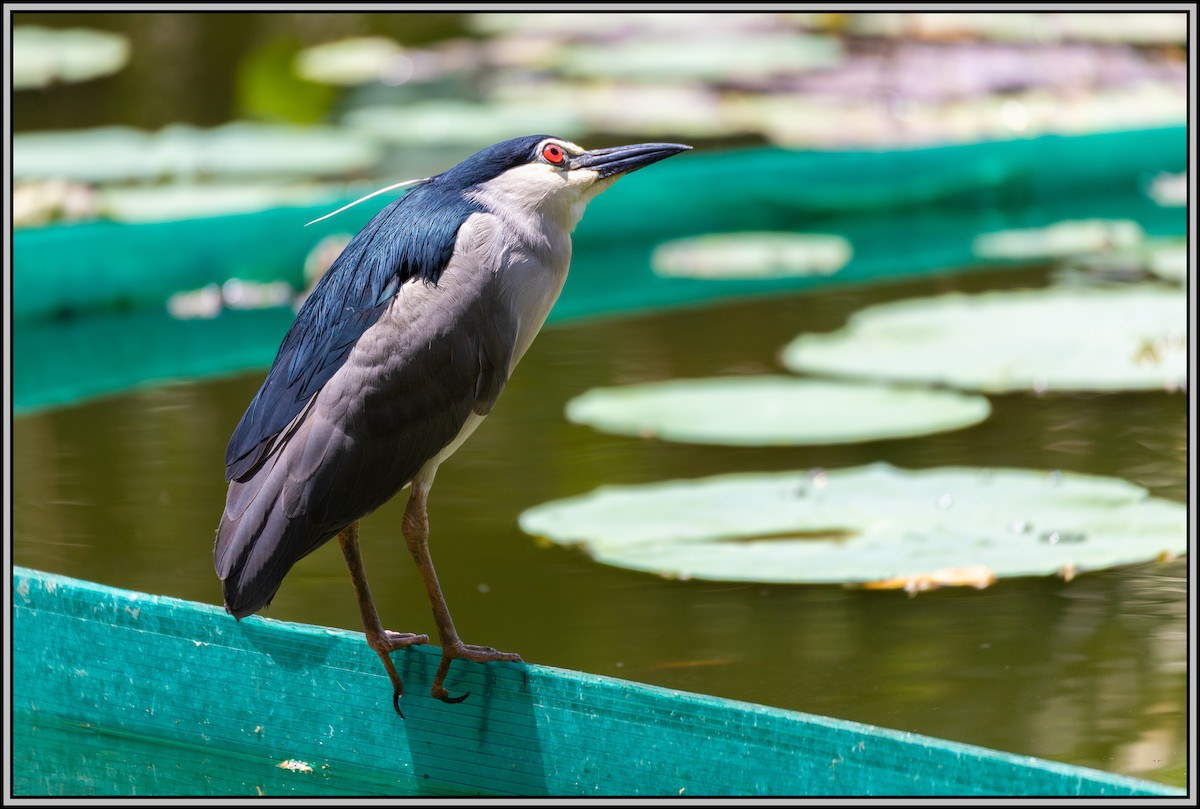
[225,179,485,481]
[215,213,523,617]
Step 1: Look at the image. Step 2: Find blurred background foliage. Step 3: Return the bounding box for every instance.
[12,11,1188,227]
[13,13,462,129]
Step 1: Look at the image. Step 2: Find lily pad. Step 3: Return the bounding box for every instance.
[781,285,1187,393]
[489,80,741,139]
[471,12,780,37]
[294,36,409,86]
[96,182,334,223]
[1146,241,1188,284]
[12,179,97,227]
[13,26,130,90]
[848,12,1186,44]
[1054,239,1190,286]
[518,464,1186,588]
[343,100,586,146]
[973,219,1145,261]
[566,377,990,446]
[14,123,381,184]
[652,233,852,280]
[559,33,843,83]
[1147,171,1187,207]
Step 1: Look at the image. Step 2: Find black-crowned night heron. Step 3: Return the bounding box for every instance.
[214,134,690,713]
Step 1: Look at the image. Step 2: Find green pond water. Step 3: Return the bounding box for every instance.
[12,251,1188,793]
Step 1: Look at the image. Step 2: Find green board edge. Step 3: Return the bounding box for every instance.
[11,567,1181,797]
[11,146,1189,415]
[13,126,1187,323]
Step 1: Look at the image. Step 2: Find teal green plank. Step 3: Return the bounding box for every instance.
[12,714,474,797]
[11,567,1180,797]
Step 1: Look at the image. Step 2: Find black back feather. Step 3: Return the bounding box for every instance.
[223,134,556,481]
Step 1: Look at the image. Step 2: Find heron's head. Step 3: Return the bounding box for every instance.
[440,134,691,230]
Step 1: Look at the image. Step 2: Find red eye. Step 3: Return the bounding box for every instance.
[542,144,565,164]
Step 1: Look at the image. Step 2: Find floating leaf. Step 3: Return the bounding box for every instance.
[97,182,333,223]
[13,26,130,90]
[1146,240,1188,284]
[491,80,740,138]
[848,12,1186,44]
[167,280,296,320]
[12,180,97,227]
[1055,239,1190,286]
[1051,11,1187,43]
[559,33,844,82]
[14,123,381,184]
[566,377,989,446]
[518,464,1186,587]
[1147,171,1187,207]
[471,11,781,37]
[753,82,1185,149]
[781,285,1187,393]
[861,565,997,594]
[343,100,586,146]
[295,36,409,86]
[973,219,1144,261]
[652,233,852,280]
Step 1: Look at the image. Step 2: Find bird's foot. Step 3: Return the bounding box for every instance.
[364,630,428,717]
[371,629,429,653]
[432,642,522,704]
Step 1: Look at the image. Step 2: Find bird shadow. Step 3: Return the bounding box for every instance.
[234,617,549,796]
[391,646,550,796]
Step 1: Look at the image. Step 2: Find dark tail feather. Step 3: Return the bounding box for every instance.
[215,497,292,618]
[214,395,359,618]
[214,465,319,619]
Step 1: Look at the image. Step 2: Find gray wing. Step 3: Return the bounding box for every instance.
[215,214,520,617]
[224,178,481,481]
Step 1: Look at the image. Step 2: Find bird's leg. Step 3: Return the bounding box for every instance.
[403,483,522,704]
[338,521,428,716]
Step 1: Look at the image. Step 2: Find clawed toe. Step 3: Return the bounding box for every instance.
[430,641,522,704]
[454,643,522,663]
[378,630,428,652]
[359,631,426,718]
[434,686,471,704]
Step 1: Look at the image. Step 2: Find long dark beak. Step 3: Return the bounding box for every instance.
[574,142,691,178]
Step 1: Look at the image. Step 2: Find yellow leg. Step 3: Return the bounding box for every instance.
[402,483,521,703]
[339,521,428,716]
